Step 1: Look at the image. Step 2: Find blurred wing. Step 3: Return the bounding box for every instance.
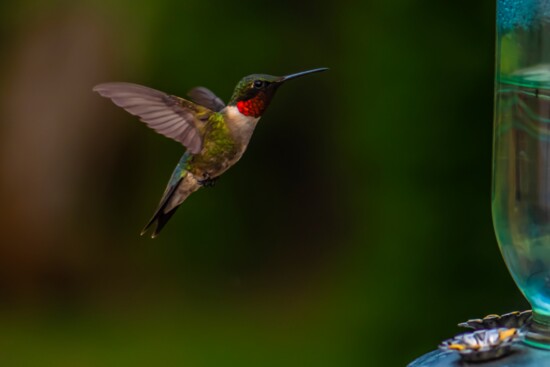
[187,86,225,112]
[93,82,212,154]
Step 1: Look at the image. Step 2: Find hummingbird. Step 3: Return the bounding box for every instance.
[93,67,328,238]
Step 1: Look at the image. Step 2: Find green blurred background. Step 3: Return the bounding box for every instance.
[0,0,528,366]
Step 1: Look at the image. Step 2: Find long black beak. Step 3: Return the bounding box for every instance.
[279,67,329,82]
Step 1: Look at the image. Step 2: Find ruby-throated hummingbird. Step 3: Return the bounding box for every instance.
[93,67,328,238]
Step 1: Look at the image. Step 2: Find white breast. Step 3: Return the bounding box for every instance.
[223,105,260,147]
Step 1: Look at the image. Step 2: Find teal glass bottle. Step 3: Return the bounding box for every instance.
[493,0,550,348]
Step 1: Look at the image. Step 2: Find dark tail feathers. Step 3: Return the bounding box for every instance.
[140,177,183,239]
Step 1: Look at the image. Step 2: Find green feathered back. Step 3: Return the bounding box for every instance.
[189,113,238,174]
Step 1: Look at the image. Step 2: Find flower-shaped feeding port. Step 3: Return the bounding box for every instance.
[439,328,520,363]
[458,310,532,331]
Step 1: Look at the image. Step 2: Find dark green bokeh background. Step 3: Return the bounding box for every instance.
[0,0,528,366]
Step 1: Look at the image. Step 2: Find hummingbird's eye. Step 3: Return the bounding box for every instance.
[253,80,264,89]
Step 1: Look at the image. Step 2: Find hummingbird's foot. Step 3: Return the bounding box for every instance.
[198,176,218,188]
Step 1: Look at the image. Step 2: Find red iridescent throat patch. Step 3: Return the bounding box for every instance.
[236,95,266,118]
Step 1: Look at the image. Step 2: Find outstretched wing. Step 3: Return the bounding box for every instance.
[93,82,213,154]
[187,86,225,112]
